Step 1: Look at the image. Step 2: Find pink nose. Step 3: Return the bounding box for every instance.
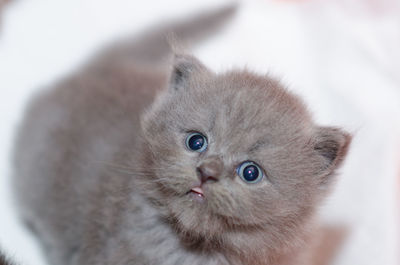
[196,156,223,183]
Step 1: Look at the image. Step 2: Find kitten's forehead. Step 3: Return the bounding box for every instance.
[182,71,313,146]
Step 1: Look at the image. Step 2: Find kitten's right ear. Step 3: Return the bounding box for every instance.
[169,54,208,90]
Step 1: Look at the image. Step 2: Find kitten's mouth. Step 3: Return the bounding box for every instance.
[187,187,204,202]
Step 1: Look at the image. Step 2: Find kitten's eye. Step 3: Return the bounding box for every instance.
[237,161,263,183]
[185,132,208,152]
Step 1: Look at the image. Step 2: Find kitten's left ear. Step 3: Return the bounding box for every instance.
[169,54,210,90]
[314,126,352,178]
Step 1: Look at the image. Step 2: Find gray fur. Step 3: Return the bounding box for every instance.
[12,4,351,265]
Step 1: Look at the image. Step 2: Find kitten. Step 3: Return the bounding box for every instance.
[12,4,351,265]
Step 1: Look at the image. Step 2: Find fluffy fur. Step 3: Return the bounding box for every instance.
[12,4,351,265]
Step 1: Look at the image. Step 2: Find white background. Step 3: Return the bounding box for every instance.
[0,0,399,264]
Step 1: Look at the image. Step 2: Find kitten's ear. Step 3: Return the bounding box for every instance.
[314,127,352,177]
[169,54,209,90]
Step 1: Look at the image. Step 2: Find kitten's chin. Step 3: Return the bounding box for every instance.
[168,196,225,239]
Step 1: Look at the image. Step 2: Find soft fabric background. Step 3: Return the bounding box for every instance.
[0,0,399,264]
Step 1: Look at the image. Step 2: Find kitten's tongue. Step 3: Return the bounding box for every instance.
[190,187,204,196]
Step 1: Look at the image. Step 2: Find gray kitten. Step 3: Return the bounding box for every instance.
[12,4,351,265]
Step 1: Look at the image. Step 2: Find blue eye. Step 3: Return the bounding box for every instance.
[237,161,263,183]
[185,132,208,152]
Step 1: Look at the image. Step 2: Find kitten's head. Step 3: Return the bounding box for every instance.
[140,54,351,248]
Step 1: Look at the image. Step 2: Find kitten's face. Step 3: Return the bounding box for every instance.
[141,55,350,242]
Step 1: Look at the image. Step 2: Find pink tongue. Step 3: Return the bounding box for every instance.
[191,187,204,196]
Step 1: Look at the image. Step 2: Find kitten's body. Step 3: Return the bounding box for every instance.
[13,5,350,265]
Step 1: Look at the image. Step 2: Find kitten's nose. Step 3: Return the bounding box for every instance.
[197,156,223,183]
